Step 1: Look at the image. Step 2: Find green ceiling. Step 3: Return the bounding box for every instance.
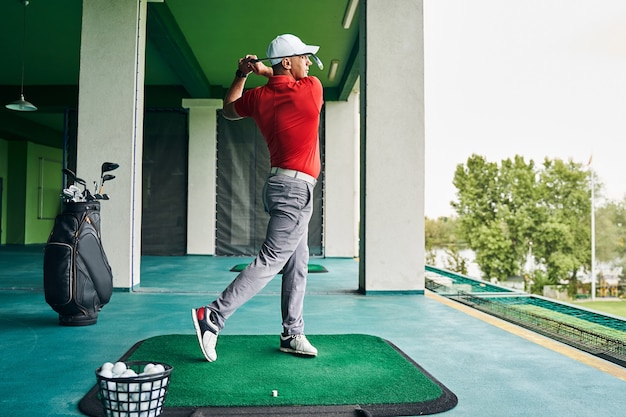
[0,0,360,145]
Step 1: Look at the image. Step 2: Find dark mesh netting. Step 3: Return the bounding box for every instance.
[141,109,189,255]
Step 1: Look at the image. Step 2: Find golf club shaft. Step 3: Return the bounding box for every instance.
[252,54,323,70]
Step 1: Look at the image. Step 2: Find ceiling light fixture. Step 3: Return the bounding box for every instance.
[328,60,340,81]
[6,0,37,112]
[342,0,359,29]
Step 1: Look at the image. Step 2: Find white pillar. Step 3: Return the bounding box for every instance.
[182,98,223,255]
[76,0,147,289]
[324,90,360,257]
[359,0,425,292]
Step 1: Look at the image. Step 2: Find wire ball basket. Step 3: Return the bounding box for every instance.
[95,361,173,417]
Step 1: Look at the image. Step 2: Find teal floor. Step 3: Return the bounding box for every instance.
[0,245,624,416]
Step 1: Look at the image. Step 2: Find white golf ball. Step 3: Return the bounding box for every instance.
[121,369,138,378]
[101,362,114,372]
[99,368,113,378]
[112,361,127,376]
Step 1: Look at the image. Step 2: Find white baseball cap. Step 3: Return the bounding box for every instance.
[267,34,320,65]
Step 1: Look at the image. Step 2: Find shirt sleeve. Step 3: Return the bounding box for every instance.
[234,89,255,118]
[308,76,324,107]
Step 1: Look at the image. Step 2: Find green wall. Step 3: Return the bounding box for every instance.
[5,140,62,244]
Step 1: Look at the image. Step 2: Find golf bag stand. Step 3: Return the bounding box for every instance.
[44,201,113,326]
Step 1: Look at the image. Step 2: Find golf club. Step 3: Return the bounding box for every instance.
[60,164,117,203]
[99,162,119,194]
[99,174,115,194]
[74,175,87,192]
[252,53,324,70]
[62,185,84,203]
[62,168,89,200]
[61,189,75,202]
[62,168,77,187]
[101,162,119,177]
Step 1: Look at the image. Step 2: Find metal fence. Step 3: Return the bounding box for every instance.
[448,290,626,366]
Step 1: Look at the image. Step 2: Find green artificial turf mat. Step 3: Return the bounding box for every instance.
[230,263,328,273]
[79,334,457,416]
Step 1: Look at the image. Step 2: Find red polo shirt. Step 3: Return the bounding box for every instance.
[234,75,323,178]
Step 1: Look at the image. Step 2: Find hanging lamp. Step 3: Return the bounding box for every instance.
[6,0,37,112]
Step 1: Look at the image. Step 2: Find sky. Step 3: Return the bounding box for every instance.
[423,0,626,218]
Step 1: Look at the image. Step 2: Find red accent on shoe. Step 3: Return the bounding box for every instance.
[197,308,205,322]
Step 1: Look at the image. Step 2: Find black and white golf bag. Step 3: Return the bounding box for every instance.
[44,201,113,326]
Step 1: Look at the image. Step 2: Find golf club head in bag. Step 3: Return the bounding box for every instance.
[99,174,115,195]
[101,162,119,177]
[62,168,76,182]
[99,162,119,197]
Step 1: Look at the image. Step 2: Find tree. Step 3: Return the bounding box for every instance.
[452,154,591,290]
[425,216,461,250]
[452,154,537,281]
[424,216,469,274]
[595,199,626,263]
[531,159,590,294]
[596,198,626,297]
[442,246,469,275]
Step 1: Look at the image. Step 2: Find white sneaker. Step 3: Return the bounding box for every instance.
[279,334,318,357]
[191,307,219,362]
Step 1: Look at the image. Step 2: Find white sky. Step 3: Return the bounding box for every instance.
[424,0,626,218]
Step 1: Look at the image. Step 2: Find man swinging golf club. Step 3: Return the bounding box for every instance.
[192,34,323,362]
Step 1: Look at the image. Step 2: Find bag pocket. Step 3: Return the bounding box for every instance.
[43,242,78,313]
[76,226,113,308]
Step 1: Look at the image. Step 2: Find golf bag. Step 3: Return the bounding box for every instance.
[44,201,113,326]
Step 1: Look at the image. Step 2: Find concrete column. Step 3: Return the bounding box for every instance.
[76,0,147,289]
[359,0,425,293]
[324,90,360,257]
[181,98,223,255]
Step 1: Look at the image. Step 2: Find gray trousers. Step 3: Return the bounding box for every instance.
[209,174,314,335]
